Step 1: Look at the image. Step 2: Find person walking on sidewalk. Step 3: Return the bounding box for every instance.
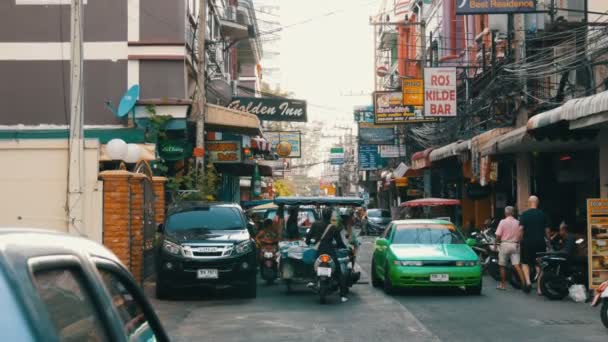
[519,196,550,294]
[495,206,525,290]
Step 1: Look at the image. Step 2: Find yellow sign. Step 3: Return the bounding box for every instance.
[395,177,409,187]
[587,199,608,289]
[402,78,424,106]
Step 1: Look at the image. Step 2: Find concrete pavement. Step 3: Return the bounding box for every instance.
[147,236,608,341]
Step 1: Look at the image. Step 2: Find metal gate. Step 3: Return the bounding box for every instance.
[142,177,156,281]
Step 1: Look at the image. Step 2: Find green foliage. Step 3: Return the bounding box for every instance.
[179,161,220,202]
[144,105,172,142]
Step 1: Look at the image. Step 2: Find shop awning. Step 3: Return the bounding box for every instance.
[214,161,273,177]
[429,140,470,162]
[251,136,271,152]
[400,198,461,208]
[526,106,564,131]
[205,104,262,136]
[566,90,608,130]
[481,126,596,156]
[411,148,434,170]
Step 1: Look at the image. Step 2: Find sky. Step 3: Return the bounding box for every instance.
[261,0,378,124]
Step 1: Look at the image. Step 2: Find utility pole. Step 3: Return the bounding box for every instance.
[195,0,208,175]
[67,0,84,236]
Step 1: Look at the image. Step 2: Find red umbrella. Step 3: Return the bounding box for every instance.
[400,198,461,208]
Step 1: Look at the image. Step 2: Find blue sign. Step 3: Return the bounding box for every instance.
[455,0,536,15]
[354,105,374,123]
[358,145,381,171]
[359,125,395,145]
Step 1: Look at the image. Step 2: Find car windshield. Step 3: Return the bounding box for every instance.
[368,209,390,218]
[166,207,244,232]
[392,225,464,244]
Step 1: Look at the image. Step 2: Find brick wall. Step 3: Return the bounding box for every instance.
[100,170,132,268]
[152,176,167,225]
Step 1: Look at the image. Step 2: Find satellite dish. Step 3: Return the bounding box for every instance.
[117,85,140,118]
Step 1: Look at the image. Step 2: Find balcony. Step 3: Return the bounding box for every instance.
[219,5,249,40]
[378,25,398,50]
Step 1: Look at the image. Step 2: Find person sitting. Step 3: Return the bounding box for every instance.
[557,222,577,257]
[285,206,300,240]
[306,207,333,245]
[256,218,279,248]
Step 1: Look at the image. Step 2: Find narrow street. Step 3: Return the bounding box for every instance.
[148,236,607,342]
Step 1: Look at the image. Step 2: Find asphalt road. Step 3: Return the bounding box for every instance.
[147,236,608,342]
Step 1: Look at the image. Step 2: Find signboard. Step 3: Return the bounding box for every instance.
[587,199,608,289]
[402,78,424,106]
[424,67,457,117]
[330,147,345,165]
[379,145,406,158]
[228,97,307,122]
[359,124,395,145]
[374,91,437,124]
[456,0,536,15]
[264,131,301,158]
[206,140,242,163]
[158,140,192,161]
[358,145,381,170]
[395,177,409,187]
[354,105,374,123]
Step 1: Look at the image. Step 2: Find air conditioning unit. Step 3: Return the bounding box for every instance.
[231,80,239,96]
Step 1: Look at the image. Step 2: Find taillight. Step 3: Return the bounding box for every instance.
[319,254,331,263]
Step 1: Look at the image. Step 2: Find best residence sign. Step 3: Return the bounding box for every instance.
[456,0,536,15]
[424,68,457,117]
[228,97,307,122]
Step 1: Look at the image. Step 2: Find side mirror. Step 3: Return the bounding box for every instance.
[376,238,388,247]
[466,238,477,247]
[157,223,164,233]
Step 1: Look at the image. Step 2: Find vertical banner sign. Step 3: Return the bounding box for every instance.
[402,79,424,106]
[424,67,457,117]
[330,147,345,165]
[587,199,608,289]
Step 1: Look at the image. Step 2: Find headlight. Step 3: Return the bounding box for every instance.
[456,260,479,267]
[233,241,253,255]
[263,252,274,258]
[394,260,423,266]
[162,240,182,255]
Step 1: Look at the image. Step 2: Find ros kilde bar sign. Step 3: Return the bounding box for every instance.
[455,0,536,14]
[228,97,307,122]
[424,67,457,117]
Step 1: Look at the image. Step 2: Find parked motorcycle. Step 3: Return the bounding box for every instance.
[591,280,608,328]
[538,239,587,300]
[314,248,360,304]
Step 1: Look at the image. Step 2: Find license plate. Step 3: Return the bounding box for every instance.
[197,269,218,279]
[317,267,332,277]
[430,274,449,282]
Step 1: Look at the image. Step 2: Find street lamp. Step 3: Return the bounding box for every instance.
[106,139,142,164]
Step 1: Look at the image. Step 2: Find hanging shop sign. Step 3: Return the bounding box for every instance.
[354,105,374,123]
[157,140,192,161]
[228,97,307,122]
[359,123,395,145]
[455,0,536,15]
[330,147,345,165]
[424,67,457,117]
[264,131,302,158]
[374,91,437,125]
[379,145,406,158]
[395,177,409,188]
[358,145,381,171]
[206,140,242,163]
[402,78,424,106]
[587,199,608,289]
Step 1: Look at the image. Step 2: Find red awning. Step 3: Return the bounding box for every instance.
[411,147,434,170]
[400,198,461,208]
[251,136,271,152]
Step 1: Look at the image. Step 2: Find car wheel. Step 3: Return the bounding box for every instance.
[371,258,382,288]
[155,279,169,300]
[242,275,258,299]
[383,264,395,295]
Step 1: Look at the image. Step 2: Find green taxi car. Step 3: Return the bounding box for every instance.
[371,219,482,295]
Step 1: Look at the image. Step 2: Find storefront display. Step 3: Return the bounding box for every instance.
[588,199,608,289]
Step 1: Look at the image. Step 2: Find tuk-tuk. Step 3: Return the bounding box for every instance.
[273,196,364,299]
